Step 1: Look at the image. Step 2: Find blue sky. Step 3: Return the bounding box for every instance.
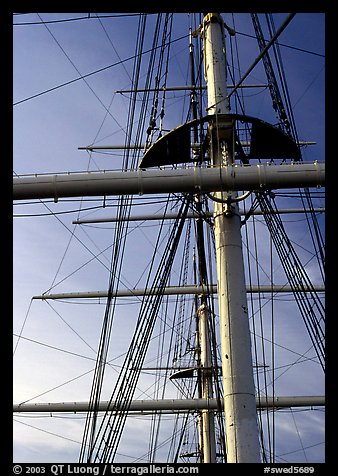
[13,13,325,463]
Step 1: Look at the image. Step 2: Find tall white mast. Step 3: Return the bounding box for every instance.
[202,13,261,462]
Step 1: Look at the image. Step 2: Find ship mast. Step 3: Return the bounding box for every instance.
[202,13,261,462]
[188,26,217,463]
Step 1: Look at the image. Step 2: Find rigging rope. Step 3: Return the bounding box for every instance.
[256,191,325,371]
[80,14,150,462]
[87,196,192,463]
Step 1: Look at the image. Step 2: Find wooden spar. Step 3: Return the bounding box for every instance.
[32,284,325,301]
[71,208,325,224]
[13,396,325,413]
[13,162,324,201]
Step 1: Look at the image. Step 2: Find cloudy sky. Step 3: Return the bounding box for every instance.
[13,12,325,463]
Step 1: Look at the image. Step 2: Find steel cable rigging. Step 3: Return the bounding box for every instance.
[256,191,325,371]
[79,14,150,462]
[86,197,192,462]
[79,18,193,459]
[146,212,193,462]
[250,13,325,280]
